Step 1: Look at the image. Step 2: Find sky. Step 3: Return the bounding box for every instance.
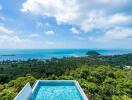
[0,0,132,49]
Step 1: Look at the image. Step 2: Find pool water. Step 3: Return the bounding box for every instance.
[30,81,84,100]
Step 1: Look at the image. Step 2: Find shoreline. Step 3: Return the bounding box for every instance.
[0,52,132,62]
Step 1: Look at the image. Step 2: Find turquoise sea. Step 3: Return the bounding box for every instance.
[0,49,132,61]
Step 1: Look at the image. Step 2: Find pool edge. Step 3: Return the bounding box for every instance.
[31,80,88,100]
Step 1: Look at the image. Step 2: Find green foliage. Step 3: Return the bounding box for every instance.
[112,95,132,100]
[0,87,17,100]
[0,53,132,99]
[64,66,132,100]
[0,75,36,100]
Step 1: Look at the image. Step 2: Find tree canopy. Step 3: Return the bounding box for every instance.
[0,53,132,100]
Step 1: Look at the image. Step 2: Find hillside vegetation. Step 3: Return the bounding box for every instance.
[0,53,132,100]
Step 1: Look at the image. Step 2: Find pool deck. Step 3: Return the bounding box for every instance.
[14,80,89,100]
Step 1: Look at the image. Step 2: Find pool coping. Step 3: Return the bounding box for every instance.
[14,82,32,100]
[32,80,88,100]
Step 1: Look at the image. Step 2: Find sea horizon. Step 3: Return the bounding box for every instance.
[0,49,132,61]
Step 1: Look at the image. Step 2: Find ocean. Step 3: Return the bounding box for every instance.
[0,49,132,61]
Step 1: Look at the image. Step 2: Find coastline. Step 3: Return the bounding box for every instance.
[0,51,132,62]
[0,49,132,61]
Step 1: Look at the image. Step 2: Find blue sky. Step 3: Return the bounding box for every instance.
[0,0,132,49]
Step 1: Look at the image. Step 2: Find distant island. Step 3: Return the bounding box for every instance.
[0,49,132,61]
[86,51,101,56]
[0,54,16,56]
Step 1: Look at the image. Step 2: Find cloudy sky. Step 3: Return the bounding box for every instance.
[0,0,132,49]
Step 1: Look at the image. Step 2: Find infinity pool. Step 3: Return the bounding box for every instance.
[30,80,87,100]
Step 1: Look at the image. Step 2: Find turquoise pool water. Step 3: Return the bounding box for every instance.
[30,81,84,100]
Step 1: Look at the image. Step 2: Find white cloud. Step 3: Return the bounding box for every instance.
[0,26,13,34]
[0,26,42,49]
[45,22,50,26]
[36,22,43,28]
[46,41,54,45]
[90,27,132,42]
[0,26,60,49]
[104,28,132,40]
[21,0,131,32]
[0,5,2,10]
[109,14,131,25]
[45,30,55,35]
[36,22,50,29]
[0,16,5,21]
[21,0,79,24]
[81,12,132,32]
[70,27,79,35]
[28,33,40,38]
[0,35,41,49]
[74,36,84,40]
